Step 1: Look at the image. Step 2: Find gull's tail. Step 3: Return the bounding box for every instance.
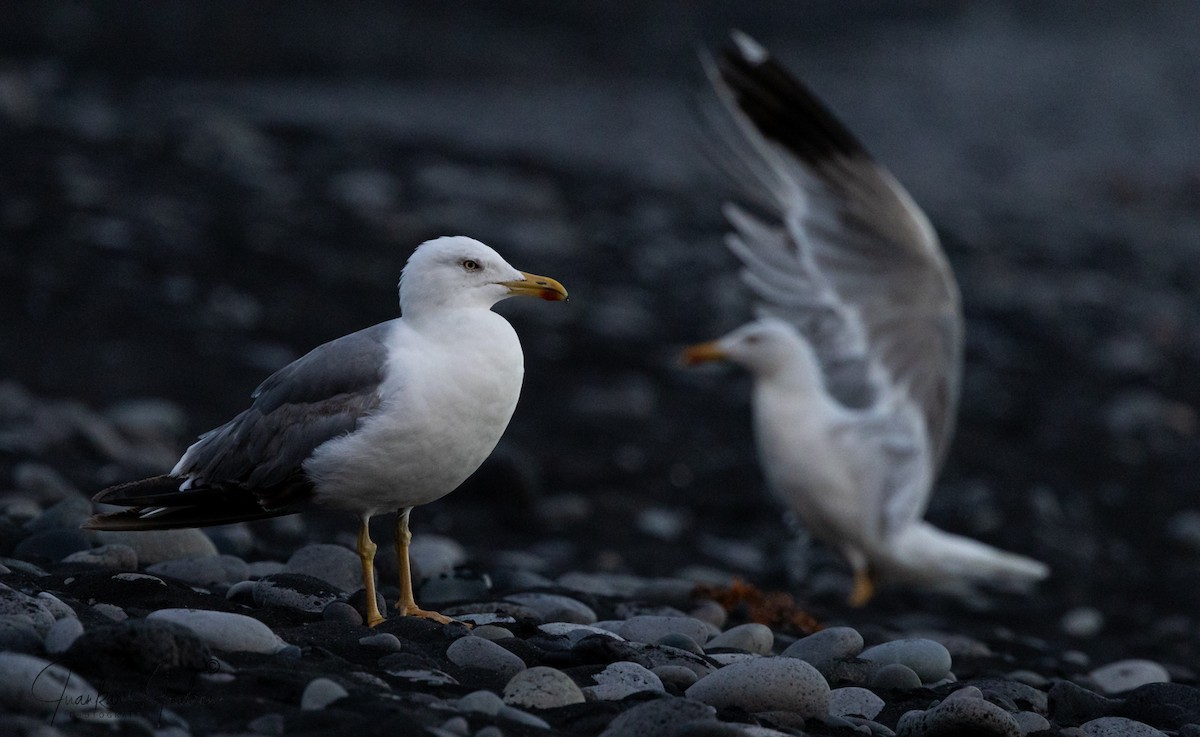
[83,475,295,531]
[884,522,1050,592]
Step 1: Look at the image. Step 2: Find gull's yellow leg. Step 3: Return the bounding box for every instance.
[394,508,452,624]
[848,566,876,607]
[357,515,385,627]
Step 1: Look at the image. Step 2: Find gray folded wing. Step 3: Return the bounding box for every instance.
[709,33,963,469]
[174,319,394,506]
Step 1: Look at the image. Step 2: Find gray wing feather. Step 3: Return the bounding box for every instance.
[175,320,394,493]
[712,38,963,468]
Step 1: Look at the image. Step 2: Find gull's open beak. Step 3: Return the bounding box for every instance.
[501,271,569,301]
[682,340,728,365]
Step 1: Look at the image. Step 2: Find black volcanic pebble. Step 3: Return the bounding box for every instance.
[570,633,655,668]
[64,618,213,673]
[1119,682,1200,730]
[1048,679,1122,725]
[12,529,91,562]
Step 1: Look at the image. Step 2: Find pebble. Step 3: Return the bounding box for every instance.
[246,560,288,579]
[829,686,886,719]
[870,663,925,690]
[93,528,218,564]
[204,522,256,557]
[706,622,774,654]
[654,664,700,689]
[657,632,706,655]
[860,638,953,683]
[689,599,729,629]
[782,626,864,665]
[23,495,92,533]
[147,608,289,654]
[286,543,366,593]
[1089,659,1170,694]
[504,592,597,624]
[1013,710,1052,734]
[0,615,43,653]
[359,632,403,651]
[1079,716,1168,737]
[597,696,718,737]
[897,687,1020,737]
[301,677,350,710]
[12,528,91,561]
[409,535,468,580]
[686,656,830,717]
[627,642,716,679]
[419,570,492,605]
[502,666,586,709]
[0,583,56,634]
[582,661,665,700]
[538,622,625,644]
[0,652,101,718]
[1120,682,1200,729]
[35,591,74,620]
[253,573,343,613]
[62,543,138,569]
[67,619,212,672]
[44,616,84,654]
[92,602,128,621]
[1062,606,1107,638]
[147,555,232,587]
[472,624,515,641]
[447,634,527,678]
[618,615,711,646]
[456,688,506,715]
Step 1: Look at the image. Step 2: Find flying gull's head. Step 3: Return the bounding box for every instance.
[683,317,808,378]
[399,236,568,315]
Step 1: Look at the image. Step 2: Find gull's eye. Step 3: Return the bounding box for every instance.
[462,259,480,272]
[745,334,761,345]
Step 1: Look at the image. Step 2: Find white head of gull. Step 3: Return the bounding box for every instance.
[685,33,1048,604]
[86,235,568,626]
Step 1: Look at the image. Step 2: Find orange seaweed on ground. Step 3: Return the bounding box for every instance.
[694,579,822,635]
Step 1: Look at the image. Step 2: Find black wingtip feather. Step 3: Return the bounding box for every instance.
[718,36,867,164]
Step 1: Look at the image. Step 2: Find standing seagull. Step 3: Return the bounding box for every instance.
[85,236,568,626]
[685,34,1048,604]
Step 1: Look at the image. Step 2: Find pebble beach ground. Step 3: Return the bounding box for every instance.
[3,2,1200,735]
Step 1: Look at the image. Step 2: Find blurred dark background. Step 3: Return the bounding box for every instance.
[2,1,1200,661]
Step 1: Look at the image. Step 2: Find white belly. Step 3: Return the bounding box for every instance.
[304,314,524,515]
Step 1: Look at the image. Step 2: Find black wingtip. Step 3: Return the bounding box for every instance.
[717,32,867,165]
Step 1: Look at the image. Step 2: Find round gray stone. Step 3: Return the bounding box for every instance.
[13,528,91,561]
[686,656,830,717]
[62,543,138,569]
[860,638,953,683]
[653,665,699,689]
[448,635,527,679]
[598,696,718,737]
[782,626,864,665]
[0,653,101,718]
[1013,711,1051,735]
[897,691,1020,737]
[24,496,92,533]
[619,615,711,646]
[359,633,402,651]
[583,661,665,700]
[0,615,43,654]
[706,623,774,654]
[504,592,597,624]
[1088,659,1170,695]
[457,689,505,715]
[0,583,56,635]
[147,608,289,654]
[409,535,468,581]
[66,619,212,673]
[1080,717,1167,737]
[301,677,349,710]
[830,686,885,719]
[253,573,342,613]
[44,616,85,654]
[148,555,231,587]
[472,624,515,641]
[502,666,585,709]
[286,543,366,593]
[657,632,705,655]
[322,601,364,626]
[93,529,218,565]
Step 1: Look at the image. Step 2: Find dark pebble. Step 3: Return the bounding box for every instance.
[12,528,91,561]
[1049,679,1121,726]
[65,618,213,674]
[1119,682,1200,730]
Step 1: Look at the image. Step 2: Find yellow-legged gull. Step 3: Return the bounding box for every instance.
[85,236,568,626]
[685,34,1048,604]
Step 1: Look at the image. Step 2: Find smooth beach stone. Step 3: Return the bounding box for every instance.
[598,696,718,737]
[869,663,924,690]
[419,570,491,606]
[1048,680,1121,725]
[0,583,56,635]
[44,616,84,654]
[583,661,665,700]
[358,632,402,651]
[1088,659,1170,695]
[34,592,74,621]
[657,632,705,655]
[92,603,128,621]
[502,666,585,709]
[93,528,217,565]
[897,690,1020,737]
[300,677,349,710]
[13,528,91,561]
[1013,711,1051,735]
[286,543,365,593]
[860,638,953,683]
[147,608,289,654]
[246,561,288,579]
[505,592,597,624]
[446,634,527,679]
[688,599,729,629]
[830,686,886,719]
[63,543,138,569]
[706,623,774,654]
[23,495,92,533]
[456,689,505,715]
[708,652,759,666]
[654,665,700,689]
[538,622,625,643]
[1120,682,1200,730]
[618,615,711,646]
[1080,717,1167,737]
[472,624,515,641]
[0,616,43,654]
[408,535,468,580]
[322,601,363,626]
[253,573,343,613]
[148,555,231,587]
[626,642,716,679]
[0,652,101,718]
[497,704,551,730]
[68,619,211,673]
[686,656,830,718]
[782,626,864,665]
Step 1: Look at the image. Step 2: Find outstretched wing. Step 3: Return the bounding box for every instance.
[709,32,963,469]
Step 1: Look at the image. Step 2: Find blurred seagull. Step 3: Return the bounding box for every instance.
[85,236,568,626]
[685,33,1048,604]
